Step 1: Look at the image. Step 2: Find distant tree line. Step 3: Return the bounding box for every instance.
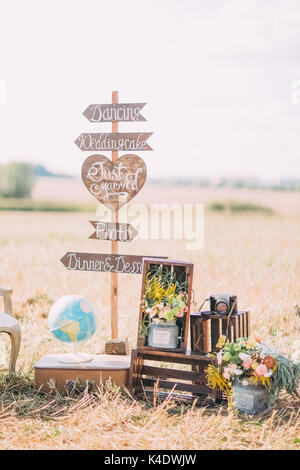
[149,177,300,191]
[0,162,35,198]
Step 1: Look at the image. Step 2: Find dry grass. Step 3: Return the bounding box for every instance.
[0,204,299,450]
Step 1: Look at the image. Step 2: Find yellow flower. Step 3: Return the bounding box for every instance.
[205,364,232,396]
[216,335,227,349]
[246,336,257,350]
[253,375,270,389]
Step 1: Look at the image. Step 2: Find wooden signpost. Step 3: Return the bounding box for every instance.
[74,132,153,152]
[111,91,120,339]
[83,103,146,122]
[89,221,138,242]
[60,252,166,275]
[61,91,157,339]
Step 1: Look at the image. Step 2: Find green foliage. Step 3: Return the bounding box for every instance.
[271,354,300,400]
[208,201,226,211]
[208,200,274,215]
[147,264,188,293]
[229,201,273,214]
[0,162,35,198]
[0,198,95,212]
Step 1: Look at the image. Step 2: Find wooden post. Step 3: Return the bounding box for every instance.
[111,90,119,339]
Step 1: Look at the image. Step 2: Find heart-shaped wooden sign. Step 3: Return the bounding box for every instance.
[81,154,147,211]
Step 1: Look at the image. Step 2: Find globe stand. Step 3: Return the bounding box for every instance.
[57,343,93,364]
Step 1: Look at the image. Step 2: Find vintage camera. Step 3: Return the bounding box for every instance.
[210,293,237,315]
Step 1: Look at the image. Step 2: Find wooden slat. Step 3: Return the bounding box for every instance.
[241,312,246,337]
[203,318,210,352]
[128,348,138,392]
[141,378,211,394]
[191,363,211,386]
[221,317,228,337]
[232,315,238,341]
[190,317,199,352]
[246,311,251,337]
[237,313,242,338]
[142,365,204,382]
[142,258,193,267]
[198,310,248,319]
[140,350,214,364]
[191,317,210,354]
[210,317,221,351]
[191,319,196,351]
[139,344,186,353]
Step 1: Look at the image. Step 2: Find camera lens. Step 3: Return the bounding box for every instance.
[216,301,229,314]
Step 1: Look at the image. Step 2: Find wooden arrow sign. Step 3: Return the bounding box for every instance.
[74,133,153,152]
[89,221,138,242]
[60,252,167,275]
[83,103,146,122]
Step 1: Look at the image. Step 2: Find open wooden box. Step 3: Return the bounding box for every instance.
[137,258,194,353]
[190,310,251,354]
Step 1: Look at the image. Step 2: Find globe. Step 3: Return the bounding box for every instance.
[48,295,96,345]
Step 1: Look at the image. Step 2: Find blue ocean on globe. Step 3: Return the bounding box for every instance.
[48,295,96,344]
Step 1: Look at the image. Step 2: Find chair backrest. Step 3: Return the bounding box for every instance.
[0,287,13,315]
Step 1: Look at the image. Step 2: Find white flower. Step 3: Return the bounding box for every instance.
[259,342,279,357]
[264,370,273,378]
[242,380,248,386]
[233,369,243,376]
[217,351,223,365]
[239,353,251,361]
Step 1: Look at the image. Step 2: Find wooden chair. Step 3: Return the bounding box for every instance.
[0,287,21,374]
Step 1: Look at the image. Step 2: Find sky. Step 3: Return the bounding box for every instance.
[0,0,300,180]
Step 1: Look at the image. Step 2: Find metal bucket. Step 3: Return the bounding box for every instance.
[232,377,271,414]
[147,320,179,349]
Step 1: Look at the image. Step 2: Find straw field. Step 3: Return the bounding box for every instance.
[0,186,299,450]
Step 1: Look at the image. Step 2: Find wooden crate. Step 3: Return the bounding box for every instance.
[190,310,251,354]
[129,348,224,405]
[137,258,194,354]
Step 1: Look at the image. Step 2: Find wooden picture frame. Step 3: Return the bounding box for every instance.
[137,258,194,353]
